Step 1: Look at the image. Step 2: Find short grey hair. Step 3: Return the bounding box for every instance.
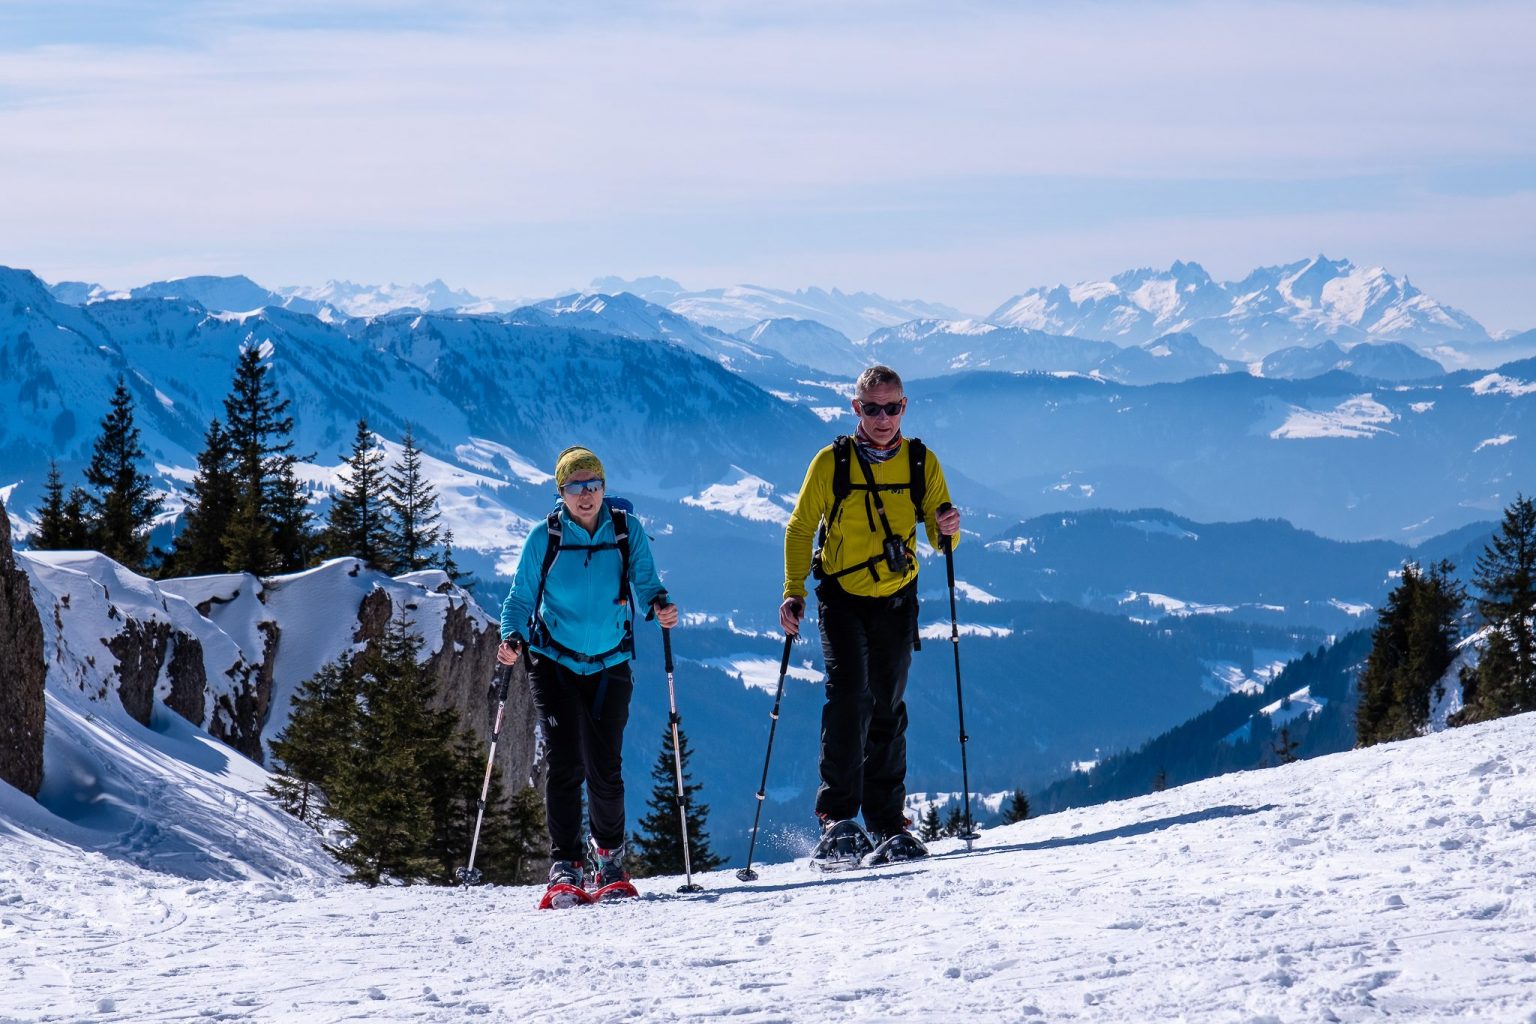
[856,365,903,396]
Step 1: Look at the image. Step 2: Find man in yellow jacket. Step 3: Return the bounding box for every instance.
[780,365,961,860]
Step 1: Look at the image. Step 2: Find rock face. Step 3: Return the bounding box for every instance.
[350,581,541,799]
[0,496,47,796]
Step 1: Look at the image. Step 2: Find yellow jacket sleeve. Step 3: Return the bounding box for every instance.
[783,445,835,600]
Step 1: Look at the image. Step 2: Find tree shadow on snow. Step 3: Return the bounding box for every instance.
[645,868,928,903]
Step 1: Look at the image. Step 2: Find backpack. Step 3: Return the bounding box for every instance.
[527,497,637,666]
[813,435,928,585]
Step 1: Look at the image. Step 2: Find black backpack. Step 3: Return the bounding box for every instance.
[813,435,928,586]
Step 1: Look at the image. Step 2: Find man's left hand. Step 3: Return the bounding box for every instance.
[656,602,679,629]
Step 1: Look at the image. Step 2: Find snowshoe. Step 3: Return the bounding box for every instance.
[538,860,594,910]
[808,819,874,872]
[863,829,930,867]
[590,879,640,902]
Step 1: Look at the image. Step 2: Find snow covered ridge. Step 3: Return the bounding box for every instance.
[2,712,1532,1020]
[0,545,539,880]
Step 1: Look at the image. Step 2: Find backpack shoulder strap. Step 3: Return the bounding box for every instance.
[906,436,927,523]
[610,506,632,607]
[830,435,853,501]
[529,509,564,636]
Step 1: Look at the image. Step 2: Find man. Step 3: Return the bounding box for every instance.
[780,365,961,865]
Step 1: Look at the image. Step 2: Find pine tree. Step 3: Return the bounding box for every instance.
[220,345,310,575]
[80,376,162,571]
[269,463,316,573]
[1356,560,1464,745]
[919,805,942,841]
[1272,726,1300,765]
[1151,766,1168,793]
[502,785,549,885]
[441,527,477,591]
[1457,495,1536,722]
[324,419,394,570]
[267,658,360,825]
[326,621,441,885]
[166,418,237,576]
[941,803,964,837]
[385,426,442,573]
[31,461,89,550]
[629,727,724,878]
[998,789,1031,825]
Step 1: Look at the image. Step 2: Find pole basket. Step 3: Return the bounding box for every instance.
[454,866,483,887]
[735,867,759,882]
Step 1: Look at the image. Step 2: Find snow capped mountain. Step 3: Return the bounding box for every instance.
[593,276,968,341]
[278,278,507,317]
[733,317,867,377]
[990,256,1492,360]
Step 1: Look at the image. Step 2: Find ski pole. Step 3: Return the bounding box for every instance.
[939,502,981,847]
[457,660,516,886]
[736,632,795,882]
[661,624,705,893]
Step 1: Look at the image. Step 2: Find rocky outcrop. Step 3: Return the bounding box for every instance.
[350,582,541,798]
[107,619,173,726]
[209,621,275,762]
[0,496,47,796]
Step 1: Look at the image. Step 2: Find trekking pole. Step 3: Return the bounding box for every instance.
[661,624,705,893]
[939,502,981,849]
[457,660,516,886]
[736,633,795,882]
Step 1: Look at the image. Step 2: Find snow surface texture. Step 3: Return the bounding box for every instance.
[3,714,1533,1022]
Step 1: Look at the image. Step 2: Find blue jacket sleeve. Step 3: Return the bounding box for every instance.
[499,522,550,642]
[625,515,669,612]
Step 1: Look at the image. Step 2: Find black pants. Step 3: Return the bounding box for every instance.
[814,580,917,834]
[528,656,633,861]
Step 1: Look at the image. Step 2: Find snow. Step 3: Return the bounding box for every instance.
[680,468,792,527]
[453,436,553,487]
[1328,598,1375,617]
[1119,591,1235,617]
[811,405,848,422]
[953,581,1000,604]
[698,655,823,693]
[1410,401,1436,413]
[918,622,1013,639]
[1467,373,1536,398]
[1270,395,1397,440]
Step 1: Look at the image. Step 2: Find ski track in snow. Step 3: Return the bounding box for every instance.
[3,715,1536,1022]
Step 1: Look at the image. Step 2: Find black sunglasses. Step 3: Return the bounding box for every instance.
[858,400,905,417]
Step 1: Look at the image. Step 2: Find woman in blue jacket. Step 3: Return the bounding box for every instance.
[497,446,678,897]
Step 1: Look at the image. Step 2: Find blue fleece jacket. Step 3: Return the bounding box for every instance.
[499,504,667,673]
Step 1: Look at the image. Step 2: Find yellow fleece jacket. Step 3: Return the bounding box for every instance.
[783,437,956,600]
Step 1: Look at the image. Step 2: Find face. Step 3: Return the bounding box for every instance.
[852,382,906,446]
[560,470,604,526]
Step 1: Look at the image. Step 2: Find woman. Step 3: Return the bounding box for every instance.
[498,446,677,902]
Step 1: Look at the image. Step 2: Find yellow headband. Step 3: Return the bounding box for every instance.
[554,446,605,487]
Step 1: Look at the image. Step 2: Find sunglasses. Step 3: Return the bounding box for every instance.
[560,478,605,497]
[858,400,905,418]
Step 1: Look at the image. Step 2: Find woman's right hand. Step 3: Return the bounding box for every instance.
[496,641,521,666]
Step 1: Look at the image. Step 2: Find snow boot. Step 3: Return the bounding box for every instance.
[589,840,638,901]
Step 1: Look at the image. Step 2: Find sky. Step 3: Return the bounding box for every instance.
[1,0,1533,330]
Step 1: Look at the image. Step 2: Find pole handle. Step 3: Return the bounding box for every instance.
[492,661,514,703]
[661,623,674,673]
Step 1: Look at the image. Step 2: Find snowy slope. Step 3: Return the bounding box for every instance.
[2,712,1532,1021]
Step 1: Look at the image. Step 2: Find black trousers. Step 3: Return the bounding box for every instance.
[528,656,633,861]
[814,580,917,834]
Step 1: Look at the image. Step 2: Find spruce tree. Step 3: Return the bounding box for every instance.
[998,789,1031,825]
[1272,726,1300,765]
[81,376,162,571]
[385,426,442,573]
[267,657,360,825]
[1356,560,1464,745]
[629,727,724,878]
[31,461,89,550]
[324,419,394,570]
[1457,495,1536,722]
[166,418,237,577]
[919,805,942,841]
[327,621,440,885]
[269,463,316,573]
[503,785,549,885]
[220,345,310,575]
[941,803,964,837]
